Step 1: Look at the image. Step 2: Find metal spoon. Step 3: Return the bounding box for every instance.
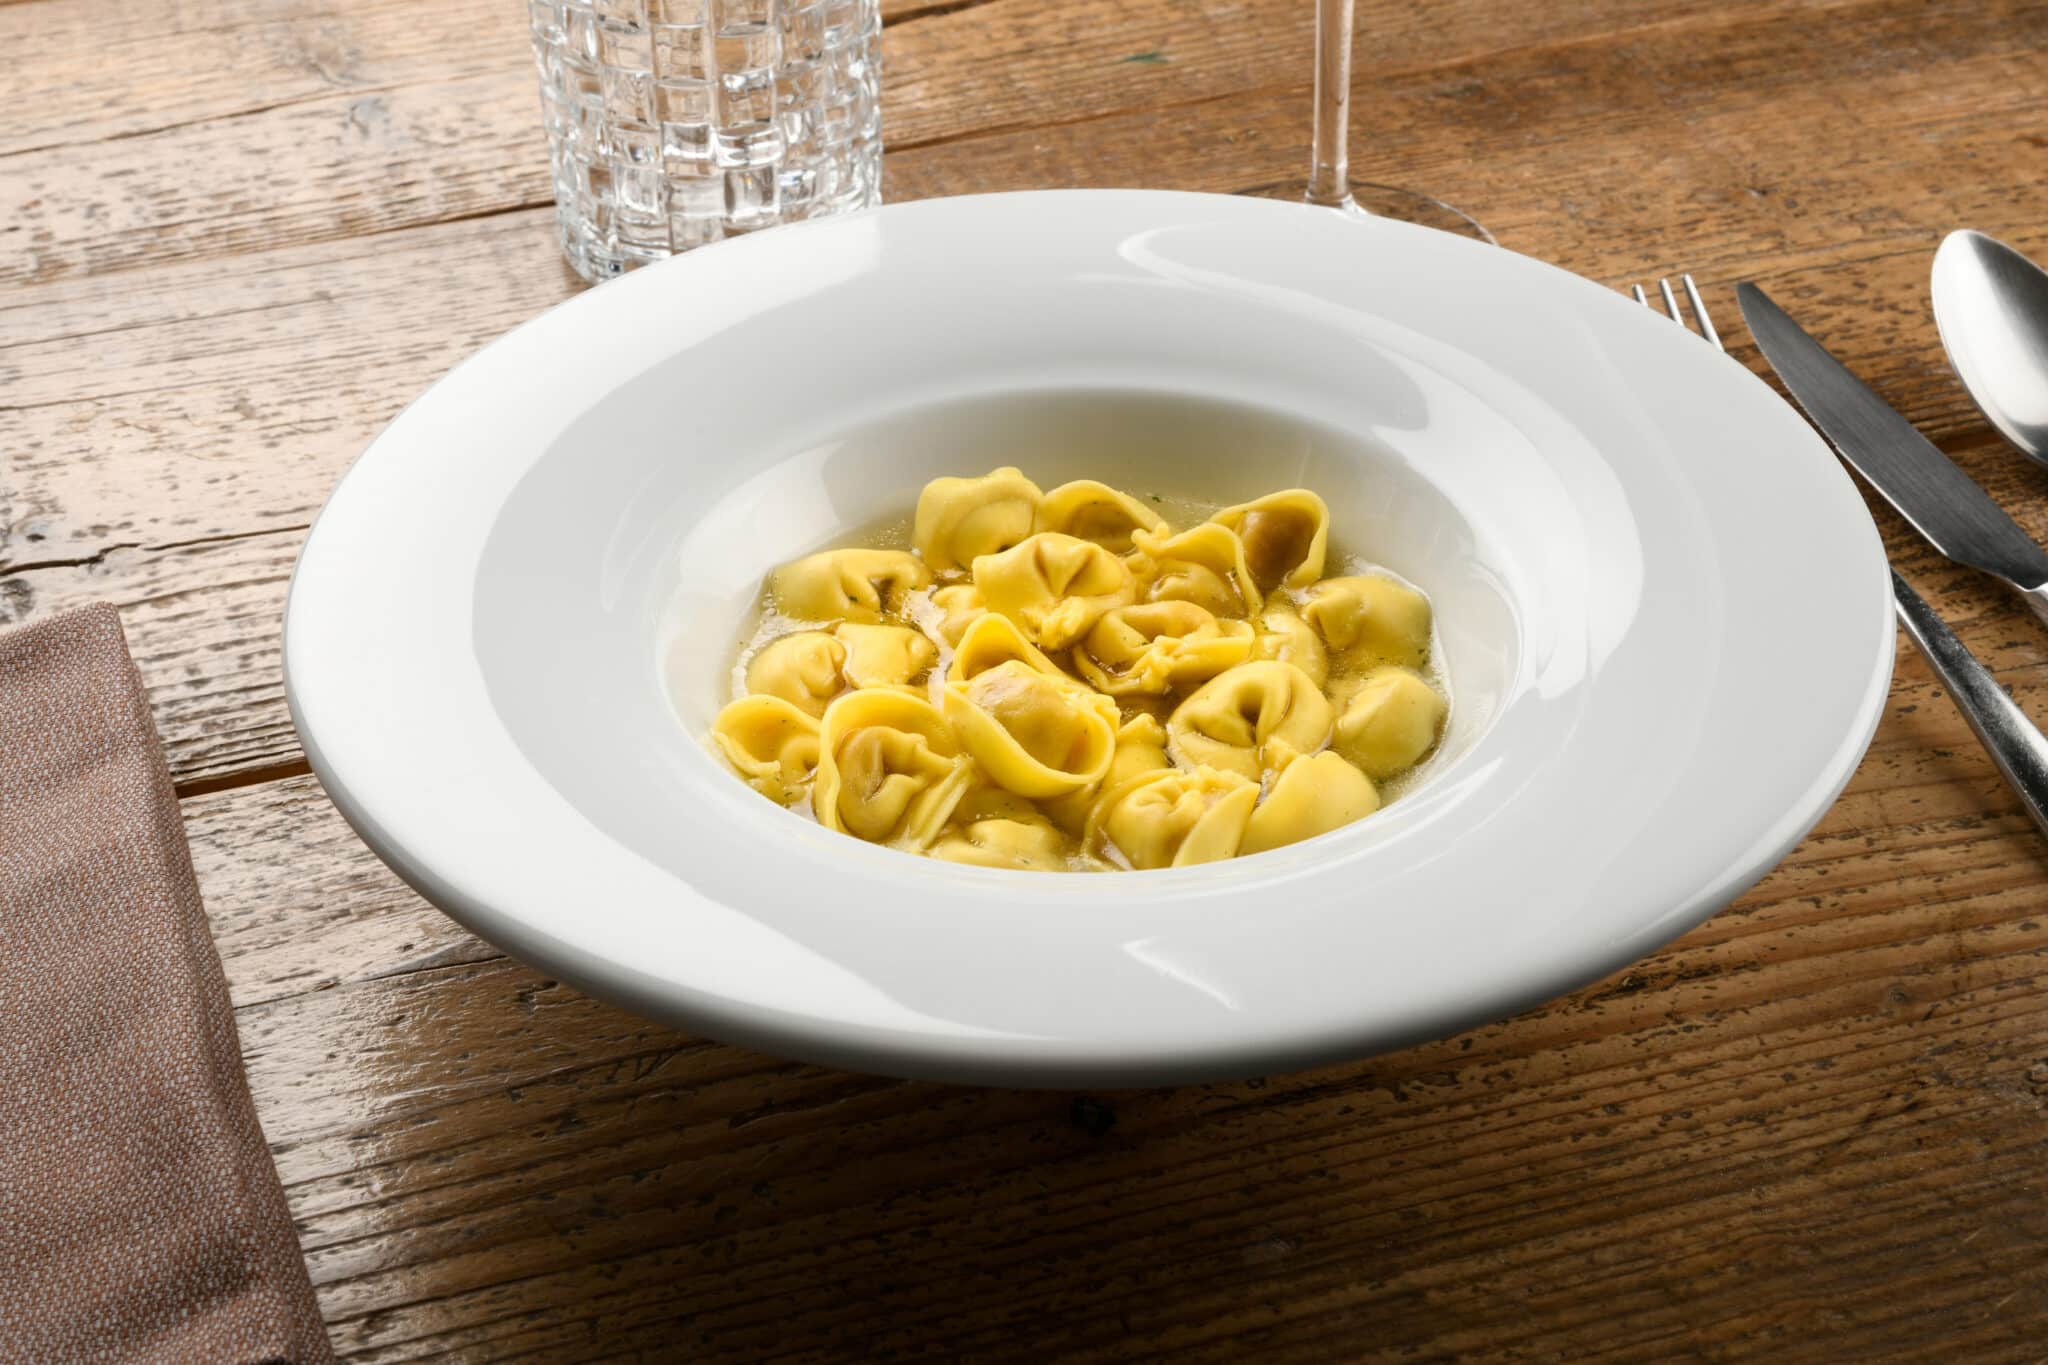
[1931,229,2048,466]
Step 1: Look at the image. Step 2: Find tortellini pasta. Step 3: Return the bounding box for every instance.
[928,789,1071,871]
[770,548,931,624]
[974,532,1136,650]
[1213,489,1330,591]
[1074,601,1255,696]
[1334,666,1448,780]
[745,630,847,717]
[1240,751,1380,856]
[1299,574,1433,670]
[914,467,1043,572]
[812,690,975,847]
[1042,714,1172,833]
[835,624,937,690]
[1108,713,1172,776]
[710,696,820,805]
[1085,765,1260,870]
[918,583,987,645]
[943,660,1118,799]
[948,610,1072,685]
[1250,605,1330,689]
[1130,523,1263,618]
[1035,479,1168,553]
[1166,661,1334,781]
[707,470,1451,871]
[743,624,934,713]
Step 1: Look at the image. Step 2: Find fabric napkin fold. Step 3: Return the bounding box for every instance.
[0,604,332,1364]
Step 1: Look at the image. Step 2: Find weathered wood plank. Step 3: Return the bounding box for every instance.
[0,0,1020,160]
[8,0,2044,524]
[0,73,548,288]
[182,774,2048,1360]
[19,0,2048,1354]
[0,0,527,157]
[4,0,2015,288]
[183,769,496,1009]
[1,210,574,564]
[5,0,2048,787]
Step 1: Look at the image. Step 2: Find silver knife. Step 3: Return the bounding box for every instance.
[1738,282,2048,626]
[1738,281,2048,840]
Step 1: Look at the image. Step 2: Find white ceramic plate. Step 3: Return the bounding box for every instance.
[285,190,1892,1086]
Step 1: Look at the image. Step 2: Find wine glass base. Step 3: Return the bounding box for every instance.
[1237,179,1496,245]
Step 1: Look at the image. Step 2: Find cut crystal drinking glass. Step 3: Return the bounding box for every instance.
[529,0,883,282]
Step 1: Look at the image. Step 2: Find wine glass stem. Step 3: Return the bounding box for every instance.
[1308,0,1356,208]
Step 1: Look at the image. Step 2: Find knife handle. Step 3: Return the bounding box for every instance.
[1891,569,2048,841]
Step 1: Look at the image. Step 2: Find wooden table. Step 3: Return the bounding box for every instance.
[6,0,2048,1356]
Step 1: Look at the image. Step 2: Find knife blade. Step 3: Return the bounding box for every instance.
[1737,282,2048,600]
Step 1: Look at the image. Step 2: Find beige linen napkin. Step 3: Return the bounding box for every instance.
[0,604,333,1364]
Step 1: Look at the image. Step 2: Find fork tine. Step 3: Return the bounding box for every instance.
[1681,273,1723,351]
[1630,276,1723,353]
[1657,276,1682,323]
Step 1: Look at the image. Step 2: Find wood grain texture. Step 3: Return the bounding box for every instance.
[7,0,2048,786]
[0,0,1904,284]
[9,0,2048,1355]
[184,769,2048,1360]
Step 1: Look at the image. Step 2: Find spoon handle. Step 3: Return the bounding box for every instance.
[1891,569,2048,840]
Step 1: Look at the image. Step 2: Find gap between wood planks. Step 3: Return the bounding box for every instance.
[0,80,421,162]
[0,522,312,577]
[886,0,1002,27]
[176,757,312,800]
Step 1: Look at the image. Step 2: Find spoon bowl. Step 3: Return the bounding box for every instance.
[1932,229,2048,467]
